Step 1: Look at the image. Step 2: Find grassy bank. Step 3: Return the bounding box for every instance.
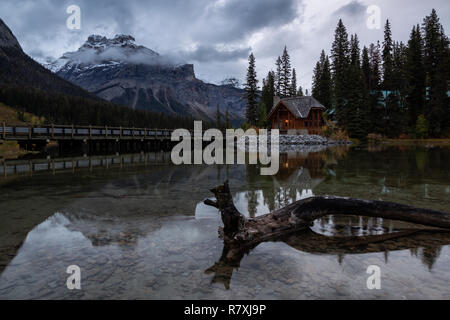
[0,103,45,159]
[0,141,31,159]
[0,102,45,125]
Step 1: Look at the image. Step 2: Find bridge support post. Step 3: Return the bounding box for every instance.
[2,121,5,140]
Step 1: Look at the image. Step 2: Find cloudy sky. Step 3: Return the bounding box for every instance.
[1,0,449,91]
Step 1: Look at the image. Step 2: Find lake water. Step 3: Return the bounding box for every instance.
[0,145,449,299]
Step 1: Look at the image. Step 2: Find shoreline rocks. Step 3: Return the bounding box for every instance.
[240,134,351,153]
[278,134,351,146]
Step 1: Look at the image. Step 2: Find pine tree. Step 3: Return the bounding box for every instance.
[440,25,450,134]
[312,61,322,98]
[290,68,297,96]
[244,52,259,126]
[360,45,373,137]
[382,20,403,137]
[275,56,282,96]
[394,41,408,97]
[382,19,394,90]
[422,9,449,137]
[312,50,332,111]
[389,41,408,136]
[297,86,304,96]
[331,19,350,127]
[319,54,332,111]
[280,46,292,97]
[225,107,230,129]
[369,41,382,91]
[346,34,368,140]
[368,41,384,134]
[361,46,371,91]
[406,24,425,128]
[260,71,275,114]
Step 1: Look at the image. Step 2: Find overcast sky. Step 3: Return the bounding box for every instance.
[1,0,449,91]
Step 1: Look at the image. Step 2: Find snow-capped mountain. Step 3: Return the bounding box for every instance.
[45,34,246,123]
[46,34,162,73]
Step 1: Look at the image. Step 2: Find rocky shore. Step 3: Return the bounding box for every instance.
[278,134,351,146]
[240,134,351,153]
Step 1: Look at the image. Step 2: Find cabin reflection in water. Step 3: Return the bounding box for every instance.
[207,148,447,290]
[1,145,449,298]
[237,150,330,217]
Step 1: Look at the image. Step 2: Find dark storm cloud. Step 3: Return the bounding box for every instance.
[1,0,449,87]
[199,0,299,42]
[0,0,298,64]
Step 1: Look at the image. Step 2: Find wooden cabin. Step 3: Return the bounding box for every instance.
[267,96,326,135]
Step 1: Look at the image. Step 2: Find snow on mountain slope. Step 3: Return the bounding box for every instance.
[45,34,246,124]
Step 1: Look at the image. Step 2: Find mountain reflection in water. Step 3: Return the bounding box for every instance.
[0,145,449,299]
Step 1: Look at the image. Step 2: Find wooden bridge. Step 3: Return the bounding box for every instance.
[0,123,180,152]
[0,123,174,142]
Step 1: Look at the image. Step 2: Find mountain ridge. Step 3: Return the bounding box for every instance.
[0,19,21,49]
[46,34,246,124]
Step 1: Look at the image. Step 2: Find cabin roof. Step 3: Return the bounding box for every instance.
[267,96,326,120]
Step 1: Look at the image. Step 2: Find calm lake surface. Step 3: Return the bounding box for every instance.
[0,145,449,299]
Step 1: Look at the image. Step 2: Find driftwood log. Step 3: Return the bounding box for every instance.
[204,180,450,261]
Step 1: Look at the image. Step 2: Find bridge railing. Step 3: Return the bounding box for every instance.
[1,123,176,139]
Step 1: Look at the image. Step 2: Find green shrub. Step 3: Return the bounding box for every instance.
[415,114,429,139]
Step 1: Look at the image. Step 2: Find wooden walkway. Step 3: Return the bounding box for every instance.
[1,123,174,142]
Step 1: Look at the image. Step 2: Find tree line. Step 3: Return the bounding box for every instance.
[313,8,449,139]
[244,9,449,139]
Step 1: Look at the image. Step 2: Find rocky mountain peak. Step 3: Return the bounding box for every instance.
[111,34,136,45]
[43,32,245,124]
[83,34,141,51]
[0,19,21,49]
[84,34,108,46]
[46,34,161,73]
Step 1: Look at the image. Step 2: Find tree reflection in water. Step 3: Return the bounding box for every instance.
[205,227,450,290]
[206,146,450,290]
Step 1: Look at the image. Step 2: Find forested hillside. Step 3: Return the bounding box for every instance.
[311,9,450,139]
[0,19,198,129]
